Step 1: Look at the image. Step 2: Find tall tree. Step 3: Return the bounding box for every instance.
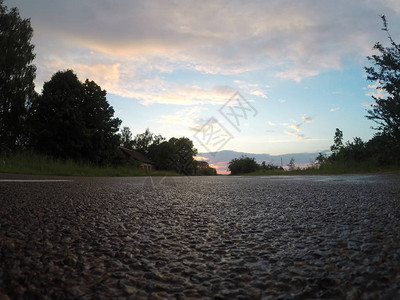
[81,79,121,164]
[168,137,198,175]
[0,1,36,151]
[29,70,86,160]
[132,128,165,155]
[29,70,121,164]
[132,128,154,155]
[330,128,343,155]
[121,127,133,148]
[148,140,175,170]
[148,136,197,174]
[365,16,400,142]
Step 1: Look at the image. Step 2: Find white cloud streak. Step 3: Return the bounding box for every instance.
[270,115,313,140]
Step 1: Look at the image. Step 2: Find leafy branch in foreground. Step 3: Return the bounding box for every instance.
[365,15,400,145]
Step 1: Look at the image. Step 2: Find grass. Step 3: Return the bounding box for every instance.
[0,152,179,177]
[240,161,400,176]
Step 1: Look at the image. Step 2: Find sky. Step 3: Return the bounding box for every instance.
[7,0,400,172]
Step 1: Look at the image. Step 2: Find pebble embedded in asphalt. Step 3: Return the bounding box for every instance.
[1,174,399,299]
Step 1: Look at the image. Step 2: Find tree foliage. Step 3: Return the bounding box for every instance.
[120,127,133,148]
[120,127,201,175]
[365,15,400,143]
[260,161,283,171]
[148,140,175,171]
[0,1,36,151]
[228,155,259,175]
[227,156,286,175]
[319,127,399,169]
[325,129,366,165]
[29,70,121,164]
[146,135,198,175]
[330,128,343,154]
[168,137,198,175]
[132,128,165,155]
[318,17,400,169]
[81,79,122,164]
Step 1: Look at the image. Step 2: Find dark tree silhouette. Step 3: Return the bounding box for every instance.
[147,136,198,174]
[148,140,175,170]
[29,70,84,159]
[228,156,259,175]
[168,137,198,175]
[121,127,133,148]
[330,128,343,157]
[81,79,122,164]
[0,1,36,151]
[29,70,121,164]
[132,128,165,155]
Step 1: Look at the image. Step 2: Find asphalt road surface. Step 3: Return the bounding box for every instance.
[1,173,400,299]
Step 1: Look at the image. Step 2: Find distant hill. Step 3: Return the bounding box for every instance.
[197,150,330,173]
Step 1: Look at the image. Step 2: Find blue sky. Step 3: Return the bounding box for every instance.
[8,0,400,164]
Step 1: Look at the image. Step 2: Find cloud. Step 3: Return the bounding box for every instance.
[159,106,207,126]
[284,130,308,140]
[289,124,301,132]
[302,115,313,123]
[189,117,221,133]
[284,130,298,137]
[250,90,268,98]
[11,0,400,104]
[276,67,322,82]
[282,115,313,133]
[233,81,268,100]
[278,114,314,140]
[330,107,341,112]
[138,85,238,106]
[264,137,328,143]
[45,60,122,94]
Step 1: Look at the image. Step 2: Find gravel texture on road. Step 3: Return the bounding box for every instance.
[1,173,400,299]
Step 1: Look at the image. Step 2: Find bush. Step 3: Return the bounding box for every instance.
[228,156,259,175]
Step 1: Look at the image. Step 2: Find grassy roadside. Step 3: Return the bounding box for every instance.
[2,152,398,177]
[0,152,178,177]
[238,162,400,176]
